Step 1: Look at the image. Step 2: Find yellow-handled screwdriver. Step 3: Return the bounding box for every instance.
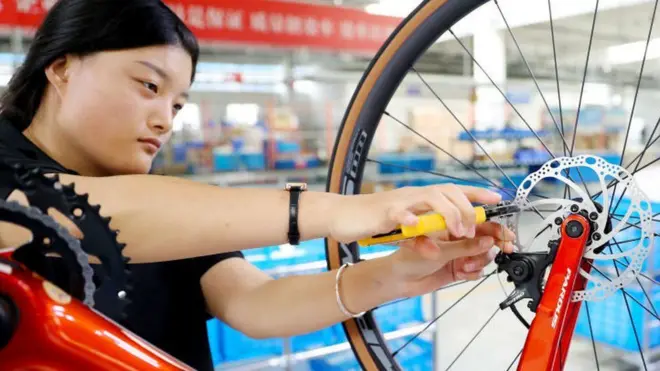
[357,202,519,247]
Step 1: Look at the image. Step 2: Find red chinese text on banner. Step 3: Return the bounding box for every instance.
[0,0,402,54]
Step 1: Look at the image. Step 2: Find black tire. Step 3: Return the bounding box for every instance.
[325,0,490,369]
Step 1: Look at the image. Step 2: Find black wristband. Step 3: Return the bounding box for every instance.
[285,183,307,245]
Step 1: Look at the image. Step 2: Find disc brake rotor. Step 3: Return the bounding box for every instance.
[498,155,654,303]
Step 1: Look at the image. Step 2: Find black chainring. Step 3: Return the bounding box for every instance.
[0,199,96,305]
[1,160,130,319]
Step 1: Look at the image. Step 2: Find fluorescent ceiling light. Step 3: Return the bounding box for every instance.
[607,37,660,65]
[364,0,419,17]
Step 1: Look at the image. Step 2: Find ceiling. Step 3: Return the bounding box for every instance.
[197,0,660,87]
[2,0,659,88]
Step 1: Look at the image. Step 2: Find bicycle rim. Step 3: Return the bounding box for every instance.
[325,0,660,370]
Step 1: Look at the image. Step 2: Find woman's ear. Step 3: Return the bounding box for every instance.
[44,55,74,98]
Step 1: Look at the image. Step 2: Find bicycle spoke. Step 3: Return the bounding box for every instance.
[586,261,660,322]
[376,280,478,311]
[610,214,660,223]
[614,211,660,235]
[445,307,500,371]
[609,123,660,217]
[593,143,660,201]
[611,238,659,316]
[392,270,496,357]
[366,158,519,194]
[561,0,601,199]
[571,0,600,157]
[493,0,569,156]
[383,110,517,199]
[607,246,649,371]
[448,29,556,160]
[495,0,579,201]
[547,0,571,200]
[505,349,523,371]
[412,68,525,193]
[610,0,660,218]
[584,302,601,371]
[612,259,660,286]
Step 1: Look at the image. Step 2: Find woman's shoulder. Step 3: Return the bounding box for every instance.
[0,121,75,175]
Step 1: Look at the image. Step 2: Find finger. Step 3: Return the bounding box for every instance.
[476,222,516,242]
[440,185,477,238]
[454,185,502,205]
[424,191,464,238]
[388,206,419,227]
[455,269,485,281]
[459,248,498,273]
[496,240,516,254]
[442,236,495,262]
[404,236,443,261]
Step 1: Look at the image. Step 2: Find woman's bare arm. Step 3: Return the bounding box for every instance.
[58,174,341,263]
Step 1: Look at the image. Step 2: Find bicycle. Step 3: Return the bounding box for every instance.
[1,1,659,370]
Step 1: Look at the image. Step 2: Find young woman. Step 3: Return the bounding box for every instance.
[0,0,514,369]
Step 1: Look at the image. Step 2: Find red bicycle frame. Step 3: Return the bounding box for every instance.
[0,213,596,371]
[0,256,194,371]
[518,214,593,371]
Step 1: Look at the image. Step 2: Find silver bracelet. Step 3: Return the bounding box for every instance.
[335,262,366,318]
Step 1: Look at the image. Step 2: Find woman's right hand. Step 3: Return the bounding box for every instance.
[328,184,505,245]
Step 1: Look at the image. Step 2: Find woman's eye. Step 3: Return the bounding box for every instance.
[142,81,159,93]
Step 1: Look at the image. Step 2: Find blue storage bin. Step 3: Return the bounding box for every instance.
[575,284,659,352]
[308,349,361,371]
[299,239,327,263]
[213,153,239,172]
[172,143,188,164]
[276,140,301,154]
[240,153,266,170]
[305,157,322,168]
[376,153,435,174]
[373,297,424,333]
[216,322,284,363]
[409,154,435,172]
[291,325,341,353]
[387,337,433,371]
[207,319,223,366]
[274,159,297,170]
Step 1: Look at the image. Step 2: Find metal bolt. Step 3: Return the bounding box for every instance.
[513,266,524,276]
[555,217,563,225]
[571,204,580,213]
[593,233,601,241]
[118,291,127,299]
[590,212,599,221]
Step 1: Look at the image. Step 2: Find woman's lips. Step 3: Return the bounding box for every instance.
[138,138,162,153]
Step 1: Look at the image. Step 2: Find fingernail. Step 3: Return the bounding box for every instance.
[468,225,476,238]
[404,214,418,225]
[464,262,477,272]
[456,223,466,237]
[480,237,493,249]
[455,272,466,280]
[488,248,498,260]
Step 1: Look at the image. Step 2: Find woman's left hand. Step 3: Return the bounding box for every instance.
[384,221,515,298]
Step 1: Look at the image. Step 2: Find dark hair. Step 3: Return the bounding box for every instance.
[0,0,199,130]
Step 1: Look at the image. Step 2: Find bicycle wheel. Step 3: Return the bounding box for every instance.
[325,0,660,370]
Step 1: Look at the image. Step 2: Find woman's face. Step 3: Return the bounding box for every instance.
[52,45,193,176]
